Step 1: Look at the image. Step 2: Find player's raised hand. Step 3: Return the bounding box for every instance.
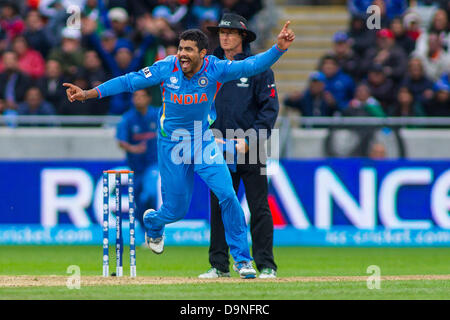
[277,21,295,51]
[63,83,85,102]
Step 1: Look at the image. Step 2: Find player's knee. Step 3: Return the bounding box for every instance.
[166,194,190,219]
[217,190,237,205]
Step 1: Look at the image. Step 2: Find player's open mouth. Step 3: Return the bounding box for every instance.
[180,58,191,69]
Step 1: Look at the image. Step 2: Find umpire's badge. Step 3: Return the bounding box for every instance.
[198,76,208,87]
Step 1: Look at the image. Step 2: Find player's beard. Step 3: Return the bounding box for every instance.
[181,55,201,77]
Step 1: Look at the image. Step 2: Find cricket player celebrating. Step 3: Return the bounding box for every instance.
[63,21,294,279]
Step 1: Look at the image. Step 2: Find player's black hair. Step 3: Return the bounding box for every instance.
[179,29,209,52]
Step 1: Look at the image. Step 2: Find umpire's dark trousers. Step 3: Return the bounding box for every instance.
[209,162,277,273]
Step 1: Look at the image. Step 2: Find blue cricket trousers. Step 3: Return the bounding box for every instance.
[144,129,252,263]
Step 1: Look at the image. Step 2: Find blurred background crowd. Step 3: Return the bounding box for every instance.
[0,0,267,120]
[284,0,450,118]
[1,0,450,122]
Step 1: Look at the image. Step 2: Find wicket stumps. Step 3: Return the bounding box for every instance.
[102,170,136,277]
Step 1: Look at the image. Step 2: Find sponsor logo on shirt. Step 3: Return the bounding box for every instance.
[142,67,152,78]
[170,76,178,84]
[166,83,180,90]
[237,77,249,87]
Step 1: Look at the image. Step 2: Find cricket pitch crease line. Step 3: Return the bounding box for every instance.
[1,275,450,287]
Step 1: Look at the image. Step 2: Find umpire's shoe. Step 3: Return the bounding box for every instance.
[198,267,231,279]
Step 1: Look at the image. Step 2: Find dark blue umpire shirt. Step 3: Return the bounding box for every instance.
[211,46,280,148]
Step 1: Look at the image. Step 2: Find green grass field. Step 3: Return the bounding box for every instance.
[0,246,449,299]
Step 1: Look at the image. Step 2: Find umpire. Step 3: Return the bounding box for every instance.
[199,13,279,279]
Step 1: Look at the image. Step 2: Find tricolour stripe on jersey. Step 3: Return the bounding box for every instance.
[213,81,222,100]
[160,82,167,137]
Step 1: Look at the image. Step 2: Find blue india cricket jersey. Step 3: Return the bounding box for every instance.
[116,106,159,173]
[95,44,287,139]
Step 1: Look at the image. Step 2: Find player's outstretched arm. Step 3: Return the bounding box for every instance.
[217,21,295,82]
[276,21,295,51]
[63,83,98,102]
[63,57,170,102]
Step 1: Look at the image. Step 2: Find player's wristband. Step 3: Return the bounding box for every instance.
[81,90,87,103]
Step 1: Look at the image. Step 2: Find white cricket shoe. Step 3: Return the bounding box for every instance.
[198,268,230,279]
[259,268,277,279]
[233,261,257,279]
[145,234,164,254]
[143,209,164,254]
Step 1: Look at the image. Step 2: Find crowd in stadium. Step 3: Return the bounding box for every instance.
[0,0,264,119]
[1,0,450,121]
[285,0,450,117]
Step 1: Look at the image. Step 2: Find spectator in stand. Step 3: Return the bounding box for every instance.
[82,18,156,114]
[83,0,111,33]
[403,11,422,43]
[93,28,134,69]
[415,9,450,55]
[347,13,376,59]
[345,83,385,117]
[152,0,189,33]
[7,35,46,79]
[76,50,109,115]
[390,17,415,55]
[392,86,425,117]
[0,2,25,45]
[17,86,56,116]
[48,27,85,79]
[365,64,397,114]
[424,80,450,116]
[361,28,408,82]
[190,0,221,29]
[439,1,450,20]
[220,0,262,22]
[59,72,102,116]
[401,58,434,108]
[412,31,450,81]
[284,72,334,116]
[318,55,355,112]
[129,0,160,19]
[36,59,67,114]
[78,50,108,89]
[348,0,407,23]
[23,10,52,58]
[327,31,361,80]
[136,14,177,52]
[108,7,133,43]
[0,51,32,111]
[38,0,83,47]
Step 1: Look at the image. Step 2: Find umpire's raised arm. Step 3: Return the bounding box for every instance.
[214,21,295,83]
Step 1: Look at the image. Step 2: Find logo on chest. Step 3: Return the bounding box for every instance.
[170,93,208,105]
[237,77,249,87]
[166,76,180,90]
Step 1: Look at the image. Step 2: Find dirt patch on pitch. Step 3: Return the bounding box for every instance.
[1,275,450,288]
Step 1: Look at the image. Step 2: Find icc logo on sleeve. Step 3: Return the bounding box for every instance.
[142,67,152,78]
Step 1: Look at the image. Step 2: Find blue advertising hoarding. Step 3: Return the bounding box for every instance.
[0,159,449,246]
